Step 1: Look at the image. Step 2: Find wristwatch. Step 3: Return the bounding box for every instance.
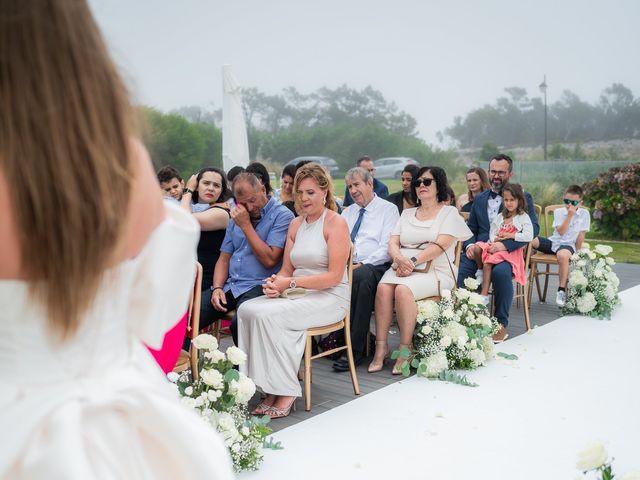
[289,279,297,289]
[183,187,194,195]
[410,256,418,266]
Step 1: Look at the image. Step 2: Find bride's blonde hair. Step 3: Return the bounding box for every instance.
[0,0,135,339]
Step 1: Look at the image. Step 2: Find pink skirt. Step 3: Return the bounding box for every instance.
[476,242,527,286]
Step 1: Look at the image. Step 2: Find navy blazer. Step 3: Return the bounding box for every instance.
[464,189,539,252]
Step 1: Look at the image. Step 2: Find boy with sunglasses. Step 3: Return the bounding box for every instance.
[531,185,590,306]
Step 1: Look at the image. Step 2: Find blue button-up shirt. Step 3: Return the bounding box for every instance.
[220,197,294,297]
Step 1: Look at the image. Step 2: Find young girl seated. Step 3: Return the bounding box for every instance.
[471,183,534,304]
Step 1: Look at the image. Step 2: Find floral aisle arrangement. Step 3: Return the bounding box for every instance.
[561,244,620,320]
[576,442,639,480]
[168,334,279,472]
[392,278,500,385]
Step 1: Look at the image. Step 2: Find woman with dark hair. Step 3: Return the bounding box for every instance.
[279,164,296,203]
[369,166,471,374]
[0,0,233,477]
[246,162,273,196]
[457,166,490,212]
[181,167,231,290]
[386,164,420,214]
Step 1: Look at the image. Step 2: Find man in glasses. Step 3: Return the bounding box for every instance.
[332,167,399,371]
[531,185,590,306]
[457,154,539,342]
[342,155,389,207]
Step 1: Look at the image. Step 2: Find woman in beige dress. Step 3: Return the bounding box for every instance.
[237,163,350,418]
[369,166,472,374]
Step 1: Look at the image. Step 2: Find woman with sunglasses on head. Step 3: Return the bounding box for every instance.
[369,167,472,374]
[0,1,233,477]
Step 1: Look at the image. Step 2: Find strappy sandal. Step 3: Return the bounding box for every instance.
[265,398,297,419]
[251,402,273,415]
[367,341,389,373]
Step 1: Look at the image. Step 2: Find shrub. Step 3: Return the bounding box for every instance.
[582,162,640,240]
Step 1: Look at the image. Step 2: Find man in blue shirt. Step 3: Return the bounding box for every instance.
[201,172,294,345]
[342,155,389,207]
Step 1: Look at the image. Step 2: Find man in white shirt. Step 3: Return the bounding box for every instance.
[333,167,399,371]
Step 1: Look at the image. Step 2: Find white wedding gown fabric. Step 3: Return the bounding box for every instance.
[237,209,349,397]
[0,203,233,479]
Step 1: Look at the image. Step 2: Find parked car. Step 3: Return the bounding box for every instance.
[284,156,340,176]
[373,157,418,179]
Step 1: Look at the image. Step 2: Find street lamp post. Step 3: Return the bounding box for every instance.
[539,75,548,161]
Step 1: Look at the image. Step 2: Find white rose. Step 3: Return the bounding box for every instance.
[463,277,479,291]
[421,325,432,335]
[620,471,640,480]
[576,292,597,314]
[468,292,485,305]
[166,371,179,383]
[467,348,486,367]
[215,412,236,432]
[477,314,492,327]
[593,269,603,278]
[442,309,454,319]
[569,270,588,288]
[207,389,222,402]
[577,260,586,268]
[192,334,219,351]
[455,288,470,300]
[200,368,224,389]
[571,253,580,261]
[481,336,494,357]
[226,346,248,366]
[205,350,226,363]
[425,351,449,377]
[607,272,620,287]
[576,442,608,471]
[440,336,452,347]
[194,396,204,407]
[603,284,616,300]
[606,257,615,266]
[440,289,451,299]
[184,386,193,396]
[422,300,440,321]
[456,335,467,346]
[229,373,256,404]
[594,244,613,256]
[588,252,596,260]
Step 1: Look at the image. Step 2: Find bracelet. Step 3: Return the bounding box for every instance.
[211,286,223,292]
[184,188,194,195]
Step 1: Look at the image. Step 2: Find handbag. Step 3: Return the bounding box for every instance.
[280,287,307,300]
[391,241,459,296]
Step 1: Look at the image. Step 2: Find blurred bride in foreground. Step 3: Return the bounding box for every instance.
[0,1,232,478]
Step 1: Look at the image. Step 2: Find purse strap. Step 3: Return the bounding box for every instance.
[429,242,458,289]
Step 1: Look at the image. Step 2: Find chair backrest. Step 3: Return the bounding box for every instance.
[454,240,463,268]
[187,262,204,337]
[342,245,354,328]
[544,204,563,237]
[533,204,542,229]
[460,211,470,222]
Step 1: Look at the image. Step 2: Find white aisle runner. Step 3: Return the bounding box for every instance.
[244,286,640,480]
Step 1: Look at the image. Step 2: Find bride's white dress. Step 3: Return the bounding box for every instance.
[0,204,233,479]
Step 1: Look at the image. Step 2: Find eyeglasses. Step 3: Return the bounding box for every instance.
[489,170,509,177]
[563,198,580,206]
[412,178,434,188]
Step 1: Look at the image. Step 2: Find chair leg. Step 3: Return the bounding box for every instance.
[534,266,543,303]
[190,346,199,381]
[365,330,371,358]
[304,335,312,412]
[344,334,360,396]
[523,283,532,331]
[213,318,221,342]
[541,264,550,302]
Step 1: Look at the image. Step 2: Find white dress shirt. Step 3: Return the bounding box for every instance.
[341,194,399,265]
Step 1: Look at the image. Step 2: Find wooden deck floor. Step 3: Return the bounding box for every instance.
[222,262,639,432]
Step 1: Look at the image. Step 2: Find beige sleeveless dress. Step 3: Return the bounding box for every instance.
[237,209,349,397]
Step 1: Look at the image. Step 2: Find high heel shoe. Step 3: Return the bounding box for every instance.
[265,397,297,419]
[392,344,413,375]
[367,341,389,373]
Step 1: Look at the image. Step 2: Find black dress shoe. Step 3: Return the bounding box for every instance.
[332,354,362,372]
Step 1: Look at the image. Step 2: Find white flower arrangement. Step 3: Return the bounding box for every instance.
[562,244,620,320]
[393,285,500,383]
[576,442,639,479]
[169,334,277,472]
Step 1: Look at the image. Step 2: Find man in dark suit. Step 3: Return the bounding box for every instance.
[457,154,539,342]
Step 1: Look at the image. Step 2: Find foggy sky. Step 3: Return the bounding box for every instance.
[90,0,640,146]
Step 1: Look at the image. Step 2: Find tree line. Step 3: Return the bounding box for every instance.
[444,83,640,148]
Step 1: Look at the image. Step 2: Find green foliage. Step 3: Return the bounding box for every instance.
[140,106,222,175]
[479,143,500,163]
[263,436,284,450]
[437,371,479,387]
[496,352,519,360]
[582,163,640,240]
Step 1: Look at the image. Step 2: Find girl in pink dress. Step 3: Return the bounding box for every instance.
[471,183,533,303]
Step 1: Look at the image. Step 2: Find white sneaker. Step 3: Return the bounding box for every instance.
[556,290,566,307]
[475,269,483,287]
